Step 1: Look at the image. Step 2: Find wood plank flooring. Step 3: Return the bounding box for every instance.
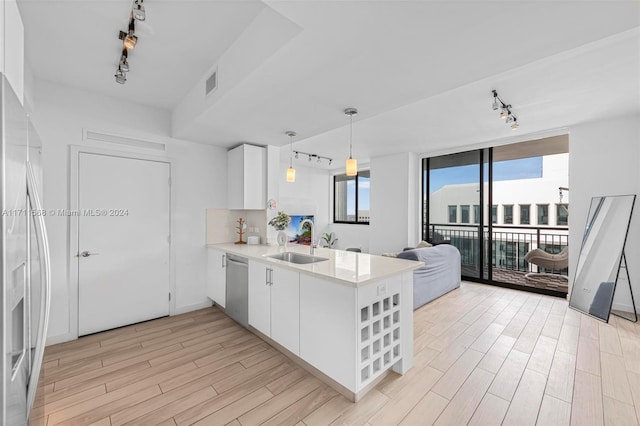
[31,282,640,425]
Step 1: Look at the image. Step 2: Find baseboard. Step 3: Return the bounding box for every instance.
[46,332,76,346]
[174,299,213,315]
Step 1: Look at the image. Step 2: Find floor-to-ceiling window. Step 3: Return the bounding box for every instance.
[422,135,569,296]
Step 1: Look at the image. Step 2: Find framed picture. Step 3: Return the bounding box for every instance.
[286,215,314,245]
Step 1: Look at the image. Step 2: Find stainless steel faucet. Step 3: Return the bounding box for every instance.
[300,219,316,255]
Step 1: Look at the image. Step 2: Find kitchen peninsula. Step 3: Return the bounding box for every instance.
[206,244,423,401]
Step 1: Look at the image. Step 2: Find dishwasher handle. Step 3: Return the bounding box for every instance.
[226,258,248,268]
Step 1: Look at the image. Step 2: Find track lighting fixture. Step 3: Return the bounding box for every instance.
[292,150,333,166]
[490,90,519,130]
[114,1,148,84]
[286,131,296,183]
[344,108,358,176]
[133,0,146,21]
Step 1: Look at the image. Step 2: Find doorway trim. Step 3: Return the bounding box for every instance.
[68,145,175,340]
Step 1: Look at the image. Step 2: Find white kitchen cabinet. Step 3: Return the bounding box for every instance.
[206,249,226,308]
[227,144,266,210]
[248,260,300,355]
[248,260,271,336]
[300,274,357,391]
[1,0,25,103]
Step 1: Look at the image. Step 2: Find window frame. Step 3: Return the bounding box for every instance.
[491,205,498,224]
[333,171,370,225]
[537,204,549,225]
[460,205,470,224]
[503,204,514,225]
[448,205,457,223]
[519,204,530,225]
[556,203,569,226]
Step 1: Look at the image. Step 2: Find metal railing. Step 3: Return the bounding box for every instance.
[426,223,569,275]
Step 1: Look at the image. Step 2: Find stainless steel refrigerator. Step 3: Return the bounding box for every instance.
[1,74,51,424]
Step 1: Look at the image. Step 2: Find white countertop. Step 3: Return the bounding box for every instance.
[207,243,423,287]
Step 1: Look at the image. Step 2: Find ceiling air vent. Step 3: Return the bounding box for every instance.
[205,68,218,95]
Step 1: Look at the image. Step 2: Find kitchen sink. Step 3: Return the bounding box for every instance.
[266,252,328,264]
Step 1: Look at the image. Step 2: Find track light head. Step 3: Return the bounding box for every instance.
[506,114,515,124]
[500,108,509,119]
[491,90,499,110]
[329,159,333,166]
[115,68,127,84]
[511,120,519,130]
[133,0,146,21]
[295,152,299,159]
[124,31,137,50]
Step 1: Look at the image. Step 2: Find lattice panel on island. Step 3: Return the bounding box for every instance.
[359,290,401,385]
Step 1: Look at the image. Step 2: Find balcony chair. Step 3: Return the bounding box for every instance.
[524,247,569,282]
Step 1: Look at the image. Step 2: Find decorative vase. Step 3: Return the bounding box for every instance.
[277,231,288,247]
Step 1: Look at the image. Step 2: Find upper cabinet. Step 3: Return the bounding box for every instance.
[1,0,25,104]
[227,144,266,210]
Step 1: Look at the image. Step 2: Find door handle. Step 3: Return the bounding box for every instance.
[78,251,99,258]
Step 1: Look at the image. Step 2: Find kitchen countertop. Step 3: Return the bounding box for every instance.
[207,243,423,287]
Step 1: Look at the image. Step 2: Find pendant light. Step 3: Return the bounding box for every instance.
[286,131,296,182]
[345,108,358,176]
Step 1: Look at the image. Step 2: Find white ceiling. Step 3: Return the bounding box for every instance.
[20,1,640,167]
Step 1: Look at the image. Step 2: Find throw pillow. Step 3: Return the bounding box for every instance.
[416,240,432,248]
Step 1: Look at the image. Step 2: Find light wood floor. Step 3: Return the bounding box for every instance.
[31,282,640,426]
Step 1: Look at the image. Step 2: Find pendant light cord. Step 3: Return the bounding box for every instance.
[289,134,293,167]
[349,113,353,159]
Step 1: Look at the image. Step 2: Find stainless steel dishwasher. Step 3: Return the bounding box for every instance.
[225,254,248,327]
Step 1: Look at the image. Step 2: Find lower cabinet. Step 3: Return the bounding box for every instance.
[207,249,226,308]
[299,274,357,391]
[248,260,300,355]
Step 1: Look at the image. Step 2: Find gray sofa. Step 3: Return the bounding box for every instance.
[397,245,461,310]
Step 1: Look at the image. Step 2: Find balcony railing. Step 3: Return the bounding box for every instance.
[426,223,569,276]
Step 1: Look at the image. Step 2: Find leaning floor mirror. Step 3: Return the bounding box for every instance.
[570,194,636,322]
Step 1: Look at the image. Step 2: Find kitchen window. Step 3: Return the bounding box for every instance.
[333,170,370,224]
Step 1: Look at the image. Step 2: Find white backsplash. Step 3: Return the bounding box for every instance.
[206,208,267,245]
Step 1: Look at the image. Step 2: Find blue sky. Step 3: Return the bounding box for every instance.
[428,157,543,194]
[346,178,370,212]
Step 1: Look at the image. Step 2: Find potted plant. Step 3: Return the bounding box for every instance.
[321,232,338,249]
[268,211,291,246]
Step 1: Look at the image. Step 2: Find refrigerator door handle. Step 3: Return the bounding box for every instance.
[25,161,52,416]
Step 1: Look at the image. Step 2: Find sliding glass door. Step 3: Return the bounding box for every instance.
[422,136,569,297]
[423,150,488,280]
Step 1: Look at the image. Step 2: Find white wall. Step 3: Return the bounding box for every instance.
[569,114,640,310]
[369,152,419,255]
[32,80,227,344]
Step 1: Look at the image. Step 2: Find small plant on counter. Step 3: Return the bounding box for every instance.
[268,211,291,231]
[321,232,338,248]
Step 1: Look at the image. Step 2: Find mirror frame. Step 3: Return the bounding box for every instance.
[569,194,636,323]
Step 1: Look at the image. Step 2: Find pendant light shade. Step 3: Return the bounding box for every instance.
[286,166,296,182]
[344,108,358,177]
[286,131,296,183]
[346,157,358,176]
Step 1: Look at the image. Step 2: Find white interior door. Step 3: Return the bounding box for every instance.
[78,153,170,336]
